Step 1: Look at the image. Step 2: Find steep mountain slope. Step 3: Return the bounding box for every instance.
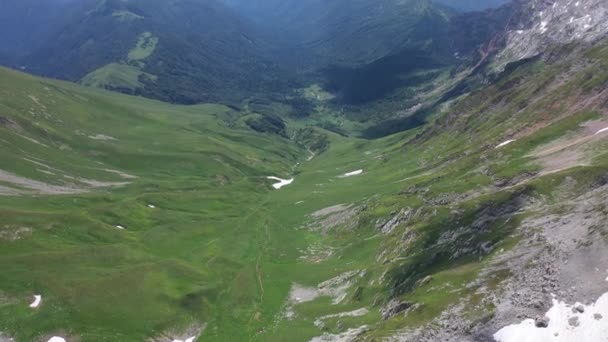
[222,0,512,112]
[226,0,451,65]
[0,0,87,58]
[490,0,608,72]
[1,0,289,104]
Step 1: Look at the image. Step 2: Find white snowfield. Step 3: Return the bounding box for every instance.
[594,127,608,135]
[48,337,66,342]
[495,140,516,148]
[267,176,294,189]
[493,292,608,342]
[340,169,363,178]
[29,294,41,308]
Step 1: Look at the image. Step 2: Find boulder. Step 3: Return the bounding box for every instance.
[381,299,414,320]
[534,316,550,328]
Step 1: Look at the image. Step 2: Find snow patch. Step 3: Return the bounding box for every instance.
[540,21,549,33]
[172,337,196,342]
[496,140,516,149]
[48,338,66,342]
[29,294,41,308]
[290,284,320,304]
[339,170,363,178]
[267,176,294,189]
[493,292,608,342]
[594,127,608,135]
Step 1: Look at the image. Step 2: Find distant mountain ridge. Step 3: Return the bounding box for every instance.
[0,0,516,103]
[0,0,492,105]
[222,0,455,66]
[0,0,290,104]
[3,0,604,108]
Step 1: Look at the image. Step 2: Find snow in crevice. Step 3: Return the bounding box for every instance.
[495,140,516,149]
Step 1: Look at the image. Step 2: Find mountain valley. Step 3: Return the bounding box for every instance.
[0,0,607,341]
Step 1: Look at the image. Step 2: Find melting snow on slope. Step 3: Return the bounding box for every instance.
[267,176,294,189]
[493,292,608,342]
[495,140,516,149]
[29,294,42,308]
[48,338,66,342]
[340,169,363,178]
[594,127,608,135]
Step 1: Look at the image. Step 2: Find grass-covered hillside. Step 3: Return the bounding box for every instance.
[0,66,303,341]
[0,35,607,342]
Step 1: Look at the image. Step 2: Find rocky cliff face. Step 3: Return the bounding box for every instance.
[491,0,608,71]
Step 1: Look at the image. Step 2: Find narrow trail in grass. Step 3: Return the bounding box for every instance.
[248,152,318,328]
[228,196,272,329]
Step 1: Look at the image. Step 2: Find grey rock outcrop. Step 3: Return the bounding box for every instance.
[376,208,416,234]
[381,299,415,320]
[492,0,608,71]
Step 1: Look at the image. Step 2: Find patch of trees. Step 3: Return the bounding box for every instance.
[245,113,287,137]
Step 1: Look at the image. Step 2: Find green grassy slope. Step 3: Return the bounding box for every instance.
[0,41,607,341]
[0,67,304,341]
